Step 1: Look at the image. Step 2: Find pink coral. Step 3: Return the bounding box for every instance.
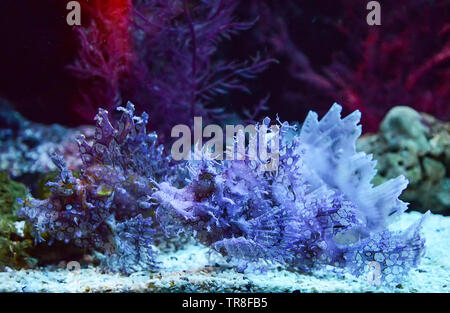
[244,0,450,131]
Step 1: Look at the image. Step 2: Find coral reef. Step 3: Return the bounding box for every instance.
[357,106,450,214]
[0,171,36,269]
[1,0,447,294]
[67,0,134,120]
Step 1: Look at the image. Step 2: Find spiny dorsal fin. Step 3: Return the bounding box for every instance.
[299,103,409,232]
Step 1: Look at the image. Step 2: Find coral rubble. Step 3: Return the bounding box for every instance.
[69,0,275,137]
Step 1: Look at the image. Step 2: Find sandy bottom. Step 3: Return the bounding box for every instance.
[0,211,449,293]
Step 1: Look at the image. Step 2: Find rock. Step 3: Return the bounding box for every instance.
[0,100,94,179]
[379,107,431,155]
[357,106,449,214]
[0,171,36,269]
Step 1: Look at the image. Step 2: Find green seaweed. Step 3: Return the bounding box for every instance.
[0,171,36,269]
[36,171,59,200]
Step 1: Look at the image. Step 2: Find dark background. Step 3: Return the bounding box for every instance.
[0,0,88,126]
[0,1,448,129]
[0,0,344,127]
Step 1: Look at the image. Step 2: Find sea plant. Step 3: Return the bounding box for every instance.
[0,171,36,269]
[69,0,276,137]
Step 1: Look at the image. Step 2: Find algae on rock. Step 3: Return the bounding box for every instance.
[357,106,449,214]
[0,171,36,269]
